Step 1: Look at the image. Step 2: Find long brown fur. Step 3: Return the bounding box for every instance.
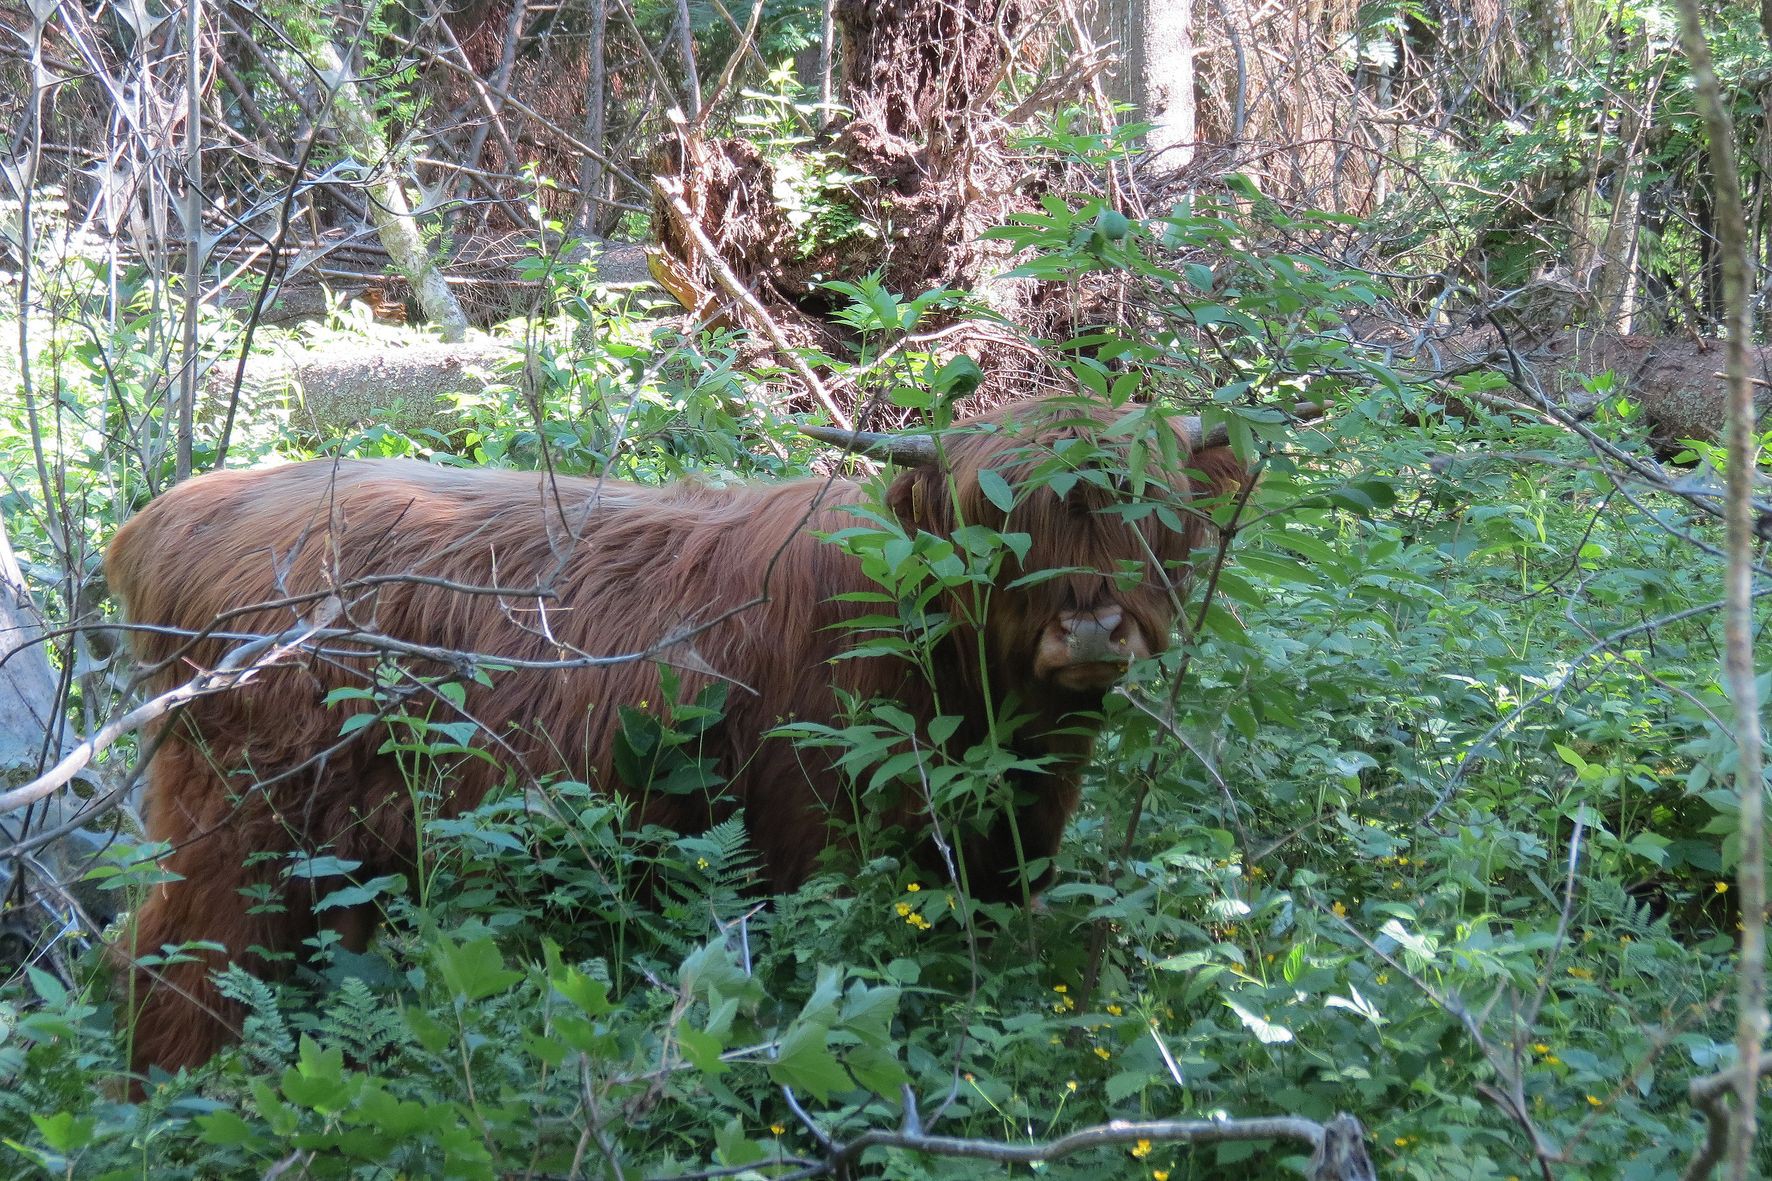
[106,398,1247,1080]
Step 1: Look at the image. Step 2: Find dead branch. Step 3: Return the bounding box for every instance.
[653,1090,1372,1181]
[656,181,854,430]
[0,608,339,817]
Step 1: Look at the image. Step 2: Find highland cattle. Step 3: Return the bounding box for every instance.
[106,397,1247,1079]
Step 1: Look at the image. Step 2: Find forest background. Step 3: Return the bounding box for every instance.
[1,0,1770,1177]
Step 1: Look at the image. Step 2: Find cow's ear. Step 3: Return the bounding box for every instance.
[886,468,941,532]
[1186,445,1252,499]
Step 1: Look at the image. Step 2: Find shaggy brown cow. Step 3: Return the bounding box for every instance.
[107,397,1246,1081]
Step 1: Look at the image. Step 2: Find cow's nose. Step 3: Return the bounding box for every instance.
[1062,607,1140,665]
[1034,607,1151,691]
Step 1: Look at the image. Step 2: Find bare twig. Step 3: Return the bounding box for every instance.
[0,608,338,817]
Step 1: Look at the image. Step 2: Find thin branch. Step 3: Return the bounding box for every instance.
[0,610,338,817]
[1676,5,1769,1180]
[656,182,854,431]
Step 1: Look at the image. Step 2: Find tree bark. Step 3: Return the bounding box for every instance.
[1130,0,1194,165]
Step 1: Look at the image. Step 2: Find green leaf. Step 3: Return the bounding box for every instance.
[437,937,524,1003]
[976,468,1015,514]
[31,1112,96,1154]
[1225,1000,1294,1044]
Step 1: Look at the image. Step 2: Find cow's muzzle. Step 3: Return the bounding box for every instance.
[1033,607,1150,692]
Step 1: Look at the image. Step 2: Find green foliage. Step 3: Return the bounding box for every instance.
[4,121,1769,1181]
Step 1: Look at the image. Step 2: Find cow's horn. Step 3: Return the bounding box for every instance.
[800,423,940,466]
[1177,415,1211,451]
[1179,400,1324,452]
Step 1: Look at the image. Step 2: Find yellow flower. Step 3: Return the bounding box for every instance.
[906,882,921,892]
[964,1072,975,1082]
[1094,1046,1111,1060]
[769,1124,785,1136]
[1586,1095,1603,1107]
[696,857,709,870]
[1130,1139,1152,1159]
[1531,1043,1550,1055]
[1153,1172,1169,1181]
[1619,934,1633,944]
[1716,881,1729,894]
[896,902,912,916]
[1066,1079,1078,1092]
[1567,966,1594,980]
[1544,1054,1562,1066]
[906,912,931,930]
[1331,901,1347,918]
[1376,972,1390,985]
[1394,1137,1408,1146]
[1106,1003,1123,1016]
[1250,866,1264,877]
[1389,879,1403,890]
[1053,984,1068,993]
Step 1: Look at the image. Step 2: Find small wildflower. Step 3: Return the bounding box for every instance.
[1331,901,1348,918]
[1053,984,1068,993]
[1376,972,1390,985]
[1066,1080,1078,1092]
[906,912,932,930]
[1250,866,1264,877]
[1716,881,1730,894]
[1619,934,1633,944]
[896,902,912,917]
[906,882,922,892]
[1389,879,1403,890]
[696,857,709,870]
[1567,966,1594,980]
[1586,1095,1603,1107]
[1394,1137,1408,1147]
[770,1124,786,1136]
[1094,1046,1111,1060]
[1544,1054,1562,1066]
[964,1072,976,1082]
[1106,1003,1123,1016]
[1130,1139,1152,1159]
[1531,1043,1550,1055]
[1153,1172,1169,1181]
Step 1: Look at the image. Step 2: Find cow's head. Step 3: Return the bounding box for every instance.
[813,400,1248,702]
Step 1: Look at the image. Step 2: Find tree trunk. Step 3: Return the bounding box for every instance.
[1129,0,1194,166]
[314,40,470,343]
